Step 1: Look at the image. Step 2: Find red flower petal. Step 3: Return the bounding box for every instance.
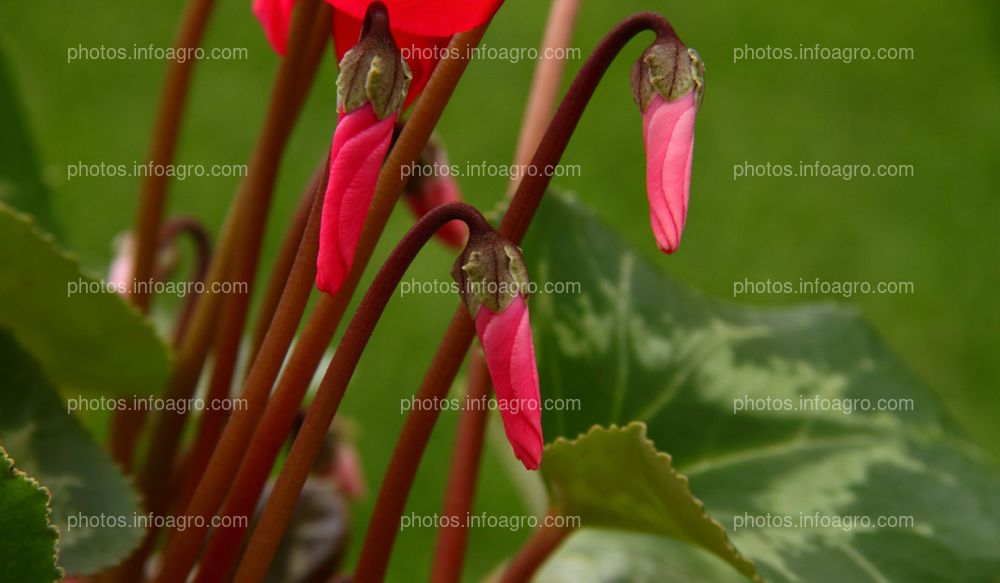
[475,296,543,470]
[316,104,395,295]
[642,92,696,254]
[253,0,297,54]
[332,10,449,109]
[328,0,502,38]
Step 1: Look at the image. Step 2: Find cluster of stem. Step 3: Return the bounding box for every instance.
[152,21,491,583]
[108,0,682,580]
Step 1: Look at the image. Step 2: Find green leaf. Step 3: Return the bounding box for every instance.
[542,423,759,581]
[0,446,62,583]
[0,204,171,397]
[0,330,145,575]
[524,192,1000,582]
[0,42,60,238]
[533,528,748,583]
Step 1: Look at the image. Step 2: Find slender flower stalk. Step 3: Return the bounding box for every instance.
[248,162,324,362]
[127,0,217,313]
[135,0,327,512]
[509,0,581,185]
[184,2,333,518]
[152,159,329,583]
[232,204,496,583]
[140,1,322,511]
[112,3,329,580]
[430,349,492,583]
[160,217,213,345]
[174,167,318,513]
[152,25,491,583]
[110,0,218,469]
[354,13,687,581]
[498,515,574,583]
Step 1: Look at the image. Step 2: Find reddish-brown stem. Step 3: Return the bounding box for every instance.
[170,165,316,511]
[498,517,573,583]
[248,163,322,362]
[159,217,213,346]
[354,14,678,582]
[128,0,216,313]
[111,3,327,580]
[137,0,324,510]
[109,0,217,471]
[178,0,330,520]
[169,4,331,524]
[232,204,493,583]
[107,216,212,473]
[152,159,328,583]
[154,24,490,583]
[431,350,492,583]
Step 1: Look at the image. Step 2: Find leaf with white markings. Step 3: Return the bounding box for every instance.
[523,192,1000,582]
[0,331,145,575]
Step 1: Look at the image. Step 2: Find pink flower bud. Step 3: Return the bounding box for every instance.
[107,232,136,294]
[316,105,396,294]
[642,91,697,254]
[317,5,410,294]
[475,295,543,470]
[402,134,467,248]
[331,441,366,501]
[632,40,704,254]
[452,237,542,469]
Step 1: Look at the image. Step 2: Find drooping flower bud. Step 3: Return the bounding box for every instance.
[399,127,468,249]
[316,3,410,295]
[452,234,543,470]
[632,37,704,254]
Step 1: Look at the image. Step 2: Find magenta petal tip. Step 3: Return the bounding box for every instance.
[316,105,395,295]
[252,0,295,55]
[475,296,544,470]
[642,91,697,254]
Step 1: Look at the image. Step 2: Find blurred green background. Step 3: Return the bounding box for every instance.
[1,0,998,579]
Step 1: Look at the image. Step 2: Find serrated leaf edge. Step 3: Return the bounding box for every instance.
[0,446,64,582]
[542,421,763,583]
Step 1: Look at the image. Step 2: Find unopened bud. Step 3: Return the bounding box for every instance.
[451,232,530,315]
[631,38,704,111]
[337,2,412,119]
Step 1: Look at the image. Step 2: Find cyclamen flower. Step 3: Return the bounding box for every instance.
[632,39,704,254]
[315,4,409,295]
[399,129,467,248]
[453,237,543,469]
[254,0,504,108]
